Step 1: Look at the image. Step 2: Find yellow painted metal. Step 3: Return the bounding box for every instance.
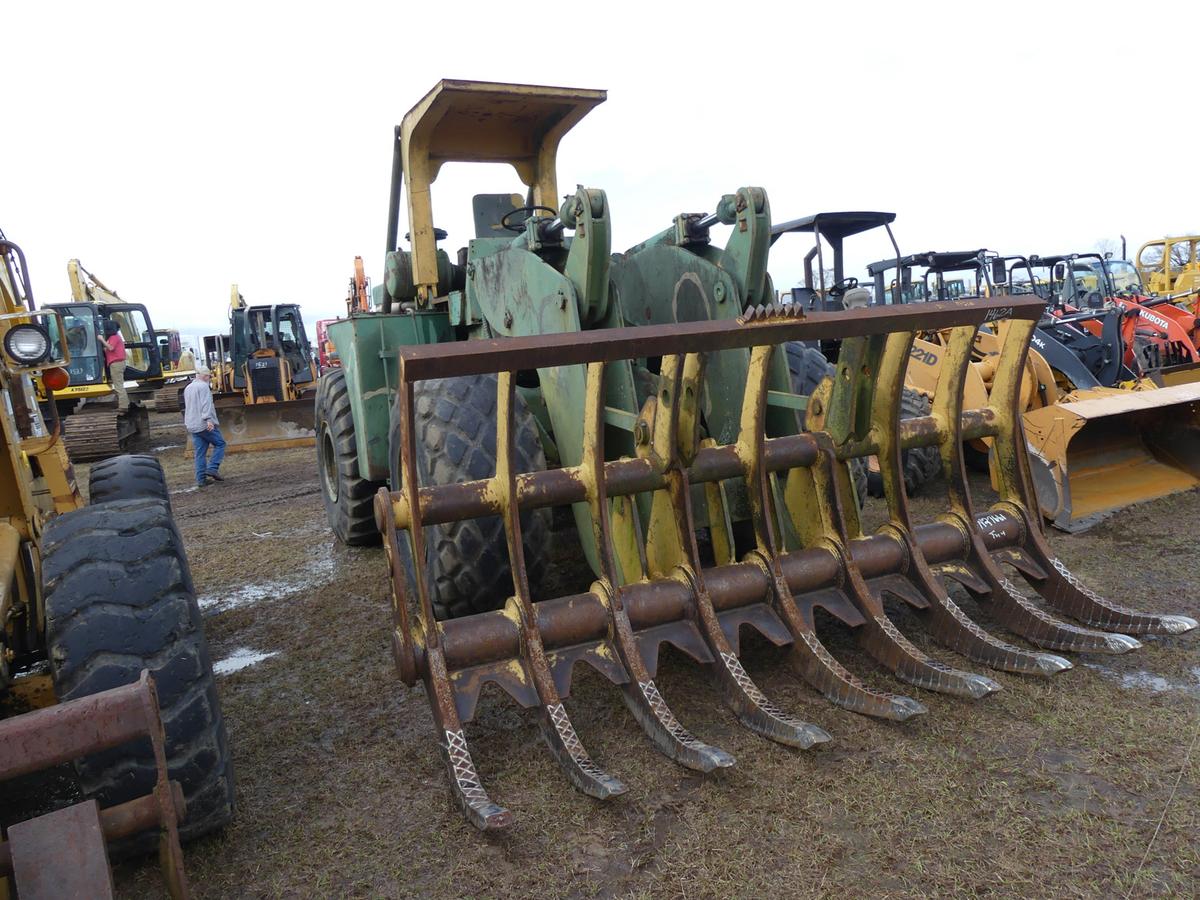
[1021,383,1200,530]
[399,80,606,303]
[1135,235,1200,295]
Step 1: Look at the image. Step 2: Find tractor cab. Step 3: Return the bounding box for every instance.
[770,211,900,313]
[866,249,995,305]
[43,300,162,401]
[230,302,316,397]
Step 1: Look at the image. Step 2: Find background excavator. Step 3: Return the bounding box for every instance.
[186,286,317,452]
[40,260,193,461]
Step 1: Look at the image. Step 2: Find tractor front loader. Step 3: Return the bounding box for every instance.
[318,80,1196,830]
[0,233,233,892]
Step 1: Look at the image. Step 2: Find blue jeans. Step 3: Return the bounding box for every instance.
[192,427,226,484]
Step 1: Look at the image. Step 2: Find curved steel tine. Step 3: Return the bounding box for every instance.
[580,362,734,771]
[743,344,928,720]
[985,320,1197,637]
[1014,523,1196,636]
[752,552,927,721]
[391,373,514,828]
[496,371,626,800]
[802,331,998,700]
[870,326,1070,677]
[428,652,514,830]
[646,354,831,748]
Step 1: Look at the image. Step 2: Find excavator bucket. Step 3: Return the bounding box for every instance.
[374,294,1195,830]
[1022,383,1200,532]
[213,395,316,453]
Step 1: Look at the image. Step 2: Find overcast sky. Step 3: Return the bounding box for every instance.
[6,1,1198,348]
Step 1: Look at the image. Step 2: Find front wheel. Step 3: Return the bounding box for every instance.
[42,497,235,848]
[389,373,551,620]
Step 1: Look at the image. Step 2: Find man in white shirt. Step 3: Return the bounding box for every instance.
[183,369,226,487]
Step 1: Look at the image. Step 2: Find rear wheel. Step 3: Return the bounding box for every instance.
[317,368,383,546]
[42,498,234,848]
[389,373,551,620]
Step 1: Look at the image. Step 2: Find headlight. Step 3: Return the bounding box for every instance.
[4,324,50,365]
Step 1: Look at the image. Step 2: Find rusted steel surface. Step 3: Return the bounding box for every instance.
[0,784,186,875]
[377,297,1198,830]
[0,671,191,899]
[8,800,115,900]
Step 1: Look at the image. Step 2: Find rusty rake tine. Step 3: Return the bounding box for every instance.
[924,326,1132,657]
[650,354,830,749]
[428,650,513,830]
[741,345,925,721]
[675,485,833,748]
[496,371,626,801]
[389,371,510,829]
[959,562,1143,654]
[986,321,1196,636]
[581,362,734,773]
[914,325,1072,675]
[826,332,995,699]
[862,328,1063,681]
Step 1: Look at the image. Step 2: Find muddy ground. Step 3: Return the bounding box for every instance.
[103,414,1198,898]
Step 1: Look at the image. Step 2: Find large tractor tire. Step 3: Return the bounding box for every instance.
[389,373,551,620]
[785,342,869,502]
[866,387,942,498]
[87,453,172,507]
[317,368,384,546]
[42,497,235,848]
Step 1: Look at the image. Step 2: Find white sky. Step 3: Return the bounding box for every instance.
[5,1,1198,349]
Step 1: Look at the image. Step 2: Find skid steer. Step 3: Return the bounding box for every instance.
[317,80,1196,830]
[40,260,192,462]
[0,233,233,892]
[193,287,318,452]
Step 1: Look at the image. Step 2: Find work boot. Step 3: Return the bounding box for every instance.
[207,472,225,482]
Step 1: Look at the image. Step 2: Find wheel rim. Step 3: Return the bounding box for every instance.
[320,425,338,502]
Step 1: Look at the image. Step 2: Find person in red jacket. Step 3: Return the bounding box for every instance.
[101,319,129,411]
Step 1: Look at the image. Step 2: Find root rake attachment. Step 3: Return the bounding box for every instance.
[376,295,1196,829]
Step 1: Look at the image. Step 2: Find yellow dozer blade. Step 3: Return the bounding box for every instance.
[1022,382,1200,531]
[212,395,316,453]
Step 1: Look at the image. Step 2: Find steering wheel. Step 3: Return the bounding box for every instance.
[500,206,558,233]
[827,277,858,296]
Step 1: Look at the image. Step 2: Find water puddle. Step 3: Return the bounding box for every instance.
[213,647,278,676]
[1084,663,1200,698]
[198,544,337,613]
[153,444,183,452]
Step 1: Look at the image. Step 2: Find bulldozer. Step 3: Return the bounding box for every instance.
[0,232,233,894]
[318,80,1195,830]
[41,260,190,461]
[194,286,318,452]
[859,246,1200,531]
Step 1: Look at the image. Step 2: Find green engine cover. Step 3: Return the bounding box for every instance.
[326,311,452,483]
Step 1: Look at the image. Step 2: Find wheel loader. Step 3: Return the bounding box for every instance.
[0,232,233,894]
[190,286,318,452]
[39,260,193,462]
[317,80,1196,830]
[866,247,1200,529]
